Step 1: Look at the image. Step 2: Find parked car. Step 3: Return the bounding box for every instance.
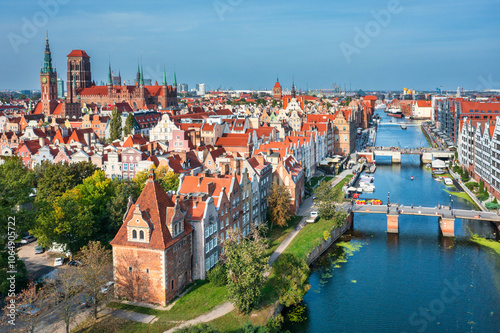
[34,246,44,254]
[307,211,319,223]
[16,304,39,315]
[21,235,36,244]
[100,281,114,294]
[54,257,64,266]
[80,296,94,308]
[68,260,82,267]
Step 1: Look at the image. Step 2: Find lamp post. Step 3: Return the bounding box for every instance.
[387,190,390,213]
[449,194,451,210]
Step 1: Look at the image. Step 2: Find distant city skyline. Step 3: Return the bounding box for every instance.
[1,0,499,92]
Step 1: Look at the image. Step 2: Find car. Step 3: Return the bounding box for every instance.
[21,235,36,244]
[68,260,82,267]
[16,304,39,315]
[34,246,44,254]
[100,281,114,294]
[307,211,319,223]
[80,296,94,308]
[54,257,64,266]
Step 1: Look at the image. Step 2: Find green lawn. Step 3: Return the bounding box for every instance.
[444,189,479,209]
[266,215,303,256]
[334,175,353,191]
[93,280,228,332]
[470,235,500,255]
[284,217,338,261]
[309,176,323,188]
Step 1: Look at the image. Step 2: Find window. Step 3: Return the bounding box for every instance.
[220,220,224,229]
[124,163,128,171]
[205,229,209,238]
[129,267,132,272]
[146,269,149,274]
[130,164,134,171]
[226,217,229,226]
[132,230,137,239]
[206,258,210,271]
[205,244,209,253]
[171,280,174,290]
[139,230,144,240]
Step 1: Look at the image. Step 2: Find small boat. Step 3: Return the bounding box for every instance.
[411,175,414,181]
[401,124,407,130]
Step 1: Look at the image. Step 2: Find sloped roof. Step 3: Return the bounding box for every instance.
[67,50,90,58]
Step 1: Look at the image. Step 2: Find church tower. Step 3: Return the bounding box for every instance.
[66,49,91,103]
[273,76,282,101]
[40,33,58,115]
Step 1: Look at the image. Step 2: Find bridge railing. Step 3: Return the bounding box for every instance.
[449,168,487,212]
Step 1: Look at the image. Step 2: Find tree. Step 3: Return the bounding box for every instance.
[123,112,135,137]
[272,253,310,307]
[79,241,113,320]
[314,180,343,220]
[33,187,94,254]
[133,165,179,194]
[175,324,221,333]
[109,107,122,141]
[223,228,268,313]
[0,157,34,296]
[46,267,81,333]
[267,184,293,230]
[160,169,180,192]
[4,281,50,333]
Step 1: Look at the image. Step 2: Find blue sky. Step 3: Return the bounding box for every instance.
[1,0,499,91]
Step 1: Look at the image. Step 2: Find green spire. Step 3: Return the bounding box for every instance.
[173,71,177,87]
[162,66,167,86]
[139,61,144,86]
[42,32,54,74]
[108,59,112,86]
[277,75,279,83]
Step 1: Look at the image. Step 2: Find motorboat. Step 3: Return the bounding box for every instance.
[387,108,403,118]
[444,178,453,186]
[400,124,407,130]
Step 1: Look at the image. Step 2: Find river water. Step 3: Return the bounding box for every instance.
[288,112,500,332]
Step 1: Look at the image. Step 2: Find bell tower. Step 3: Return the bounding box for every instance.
[40,32,58,115]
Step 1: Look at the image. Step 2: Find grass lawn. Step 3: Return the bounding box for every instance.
[309,176,323,188]
[444,189,480,209]
[72,312,176,333]
[334,175,353,191]
[95,280,228,332]
[324,176,335,182]
[266,215,303,257]
[284,217,337,261]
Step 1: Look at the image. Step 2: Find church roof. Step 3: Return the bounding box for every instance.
[67,50,90,58]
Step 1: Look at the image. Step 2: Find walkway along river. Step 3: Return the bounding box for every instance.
[286,113,500,332]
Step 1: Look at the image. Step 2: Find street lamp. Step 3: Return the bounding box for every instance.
[387,191,390,206]
[449,194,451,210]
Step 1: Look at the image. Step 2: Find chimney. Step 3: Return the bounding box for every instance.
[207,182,215,196]
[39,137,44,147]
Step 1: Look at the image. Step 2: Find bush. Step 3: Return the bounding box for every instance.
[465,182,479,191]
[493,197,498,204]
[206,263,227,287]
[477,193,489,201]
[485,202,500,210]
[175,324,220,333]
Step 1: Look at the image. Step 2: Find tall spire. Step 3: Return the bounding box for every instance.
[42,31,54,74]
[291,77,296,99]
[108,59,112,86]
[173,71,177,87]
[139,60,144,86]
[162,66,167,86]
[277,74,279,83]
[136,61,140,84]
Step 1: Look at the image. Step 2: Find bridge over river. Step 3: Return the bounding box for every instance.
[345,203,500,237]
[358,146,454,163]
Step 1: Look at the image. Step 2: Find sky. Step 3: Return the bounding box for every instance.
[1,0,499,92]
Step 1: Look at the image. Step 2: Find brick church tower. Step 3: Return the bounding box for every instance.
[273,76,282,101]
[67,49,91,103]
[40,33,58,116]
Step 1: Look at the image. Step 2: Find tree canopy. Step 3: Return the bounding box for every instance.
[313,179,343,220]
[109,107,122,141]
[123,112,135,137]
[267,184,293,229]
[272,253,310,307]
[223,228,269,313]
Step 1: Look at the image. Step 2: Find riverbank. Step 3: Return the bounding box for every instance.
[470,234,500,255]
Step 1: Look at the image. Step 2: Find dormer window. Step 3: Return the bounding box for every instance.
[132,230,137,239]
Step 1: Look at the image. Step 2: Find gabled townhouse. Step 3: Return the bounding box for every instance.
[150,113,181,142]
[0,131,20,154]
[215,133,253,158]
[111,171,193,306]
[121,147,144,180]
[273,155,305,213]
[159,151,203,176]
[177,193,219,280]
[203,147,226,172]
[243,155,273,226]
[237,169,252,236]
[5,117,21,132]
[168,129,194,152]
[32,145,59,167]
[177,174,241,255]
[122,134,148,150]
[200,122,225,146]
[19,114,45,131]
[459,118,474,175]
[53,148,73,164]
[16,138,50,168]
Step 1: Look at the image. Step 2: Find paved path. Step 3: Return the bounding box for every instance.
[163,302,234,333]
[111,308,157,324]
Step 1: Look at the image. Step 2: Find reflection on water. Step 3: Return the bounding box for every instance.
[287,113,500,332]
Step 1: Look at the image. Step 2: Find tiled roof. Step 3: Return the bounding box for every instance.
[111,176,193,250]
[215,133,249,147]
[67,50,90,58]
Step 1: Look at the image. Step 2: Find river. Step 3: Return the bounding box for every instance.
[286,111,500,332]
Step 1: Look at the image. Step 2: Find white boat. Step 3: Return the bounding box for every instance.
[356,188,363,193]
[400,124,407,130]
[444,178,453,186]
[360,175,375,183]
[360,182,375,192]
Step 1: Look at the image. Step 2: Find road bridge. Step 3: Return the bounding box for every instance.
[358,147,454,164]
[346,203,500,237]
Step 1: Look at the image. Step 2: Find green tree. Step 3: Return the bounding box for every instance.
[133,165,179,194]
[34,187,94,254]
[109,107,122,141]
[175,324,221,333]
[123,112,135,137]
[0,157,34,296]
[314,179,343,220]
[223,228,268,313]
[267,184,293,229]
[161,169,180,192]
[272,253,310,307]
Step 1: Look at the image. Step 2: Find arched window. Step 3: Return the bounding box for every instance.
[139,230,144,240]
[132,230,137,239]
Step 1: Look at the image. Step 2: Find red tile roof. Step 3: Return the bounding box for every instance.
[215,133,249,147]
[111,175,193,250]
[67,50,90,58]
